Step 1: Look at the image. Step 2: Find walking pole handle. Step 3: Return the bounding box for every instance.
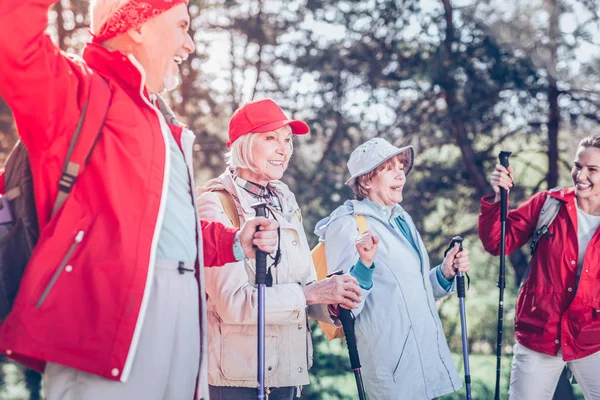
[251,203,268,285]
[498,151,512,222]
[339,308,361,370]
[444,236,465,298]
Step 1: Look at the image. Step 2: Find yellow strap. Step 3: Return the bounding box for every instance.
[214,190,240,228]
[315,214,368,341]
[355,214,368,234]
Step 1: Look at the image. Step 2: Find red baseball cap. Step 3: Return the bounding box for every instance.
[227,99,310,147]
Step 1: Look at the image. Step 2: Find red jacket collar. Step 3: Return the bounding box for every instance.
[548,186,576,202]
[82,43,150,101]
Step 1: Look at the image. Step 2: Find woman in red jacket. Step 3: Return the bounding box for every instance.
[479,135,600,399]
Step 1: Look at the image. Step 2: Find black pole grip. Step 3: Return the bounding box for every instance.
[498,151,511,168]
[457,275,467,298]
[339,308,361,369]
[445,236,465,298]
[498,151,512,222]
[443,236,464,257]
[251,203,268,286]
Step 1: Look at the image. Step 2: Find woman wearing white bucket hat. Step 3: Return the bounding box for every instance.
[315,137,470,399]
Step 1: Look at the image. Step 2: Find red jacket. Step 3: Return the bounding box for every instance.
[0,0,238,386]
[479,188,600,361]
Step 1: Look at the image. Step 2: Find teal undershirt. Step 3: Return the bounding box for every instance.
[156,130,198,262]
[394,215,453,291]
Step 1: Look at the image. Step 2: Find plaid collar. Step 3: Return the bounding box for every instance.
[234,175,283,212]
[234,176,272,198]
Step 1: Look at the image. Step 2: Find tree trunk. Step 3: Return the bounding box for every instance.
[439,0,488,196]
[53,1,67,50]
[546,0,560,188]
[23,368,42,400]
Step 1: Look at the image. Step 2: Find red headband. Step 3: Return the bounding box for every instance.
[92,0,189,43]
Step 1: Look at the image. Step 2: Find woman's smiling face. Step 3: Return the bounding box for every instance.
[241,125,293,186]
[572,145,600,202]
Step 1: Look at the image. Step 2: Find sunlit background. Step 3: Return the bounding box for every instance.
[1,0,599,398]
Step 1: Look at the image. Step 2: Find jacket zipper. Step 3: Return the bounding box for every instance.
[36,230,84,308]
[392,326,412,382]
[121,87,172,382]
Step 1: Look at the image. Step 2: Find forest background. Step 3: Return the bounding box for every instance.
[0,0,599,399]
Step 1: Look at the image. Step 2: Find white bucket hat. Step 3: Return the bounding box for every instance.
[345,138,414,186]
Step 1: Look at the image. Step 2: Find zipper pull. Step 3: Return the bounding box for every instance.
[74,230,85,243]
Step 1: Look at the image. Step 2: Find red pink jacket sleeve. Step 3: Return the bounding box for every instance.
[478,191,548,256]
[200,220,238,267]
[0,0,84,153]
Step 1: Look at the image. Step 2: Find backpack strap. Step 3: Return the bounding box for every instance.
[521,188,562,287]
[51,73,112,217]
[213,190,240,228]
[529,189,562,256]
[355,214,368,234]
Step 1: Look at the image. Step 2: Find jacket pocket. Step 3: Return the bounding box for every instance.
[392,326,413,382]
[36,229,85,308]
[220,329,279,381]
[576,308,600,346]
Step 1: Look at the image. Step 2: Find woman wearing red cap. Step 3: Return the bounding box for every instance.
[197,99,363,399]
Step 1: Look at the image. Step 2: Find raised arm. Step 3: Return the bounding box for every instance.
[479,191,547,256]
[323,216,373,317]
[0,0,85,152]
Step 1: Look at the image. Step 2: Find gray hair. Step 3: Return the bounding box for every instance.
[89,0,131,36]
[225,125,294,173]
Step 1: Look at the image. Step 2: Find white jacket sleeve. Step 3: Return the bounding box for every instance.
[198,191,308,325]
[323,215,372,317]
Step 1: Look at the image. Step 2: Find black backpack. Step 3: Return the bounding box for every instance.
[0,73,111,320]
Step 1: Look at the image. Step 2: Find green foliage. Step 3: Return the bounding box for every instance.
[304,324,355,400]
[1,0,599,398]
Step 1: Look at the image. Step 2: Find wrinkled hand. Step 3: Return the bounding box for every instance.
[490,164,514,202]
[239,217,279,259]
[304,275,361,310]
[355,230,379,267]
[441,243,470,280]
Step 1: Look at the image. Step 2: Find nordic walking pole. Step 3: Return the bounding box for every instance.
[494,151,512,400]
[251,203,268,400]
[445,236,471,400]
[339,307,367,400]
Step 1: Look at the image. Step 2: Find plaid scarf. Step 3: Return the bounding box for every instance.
[234,176,281,212]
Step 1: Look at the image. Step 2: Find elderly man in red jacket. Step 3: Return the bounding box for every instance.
[0,1,279,399]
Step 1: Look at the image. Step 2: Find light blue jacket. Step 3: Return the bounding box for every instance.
[315,199,462,400]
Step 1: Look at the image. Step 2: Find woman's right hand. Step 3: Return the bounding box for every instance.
[490,164,514,202]
[303,275,361,310]
[355,230,379,267]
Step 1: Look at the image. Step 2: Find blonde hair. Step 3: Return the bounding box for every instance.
[351,151,411,201]
[89,0,131,36]
[225,126,294,173]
